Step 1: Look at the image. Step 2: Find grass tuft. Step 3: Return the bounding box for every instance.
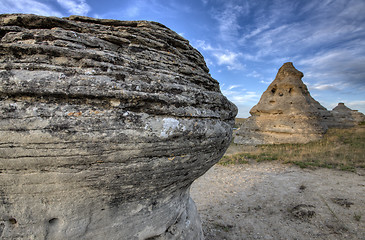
[354,214,362,222]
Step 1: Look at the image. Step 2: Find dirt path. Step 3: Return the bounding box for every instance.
[190,163,365,240]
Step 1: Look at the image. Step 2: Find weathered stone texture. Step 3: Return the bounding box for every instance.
[234,62,328,145]
[330,103,365,127]
[0,14,237,239]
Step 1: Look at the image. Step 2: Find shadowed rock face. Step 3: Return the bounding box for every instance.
[234,62,328,145]
[0,14,237,239]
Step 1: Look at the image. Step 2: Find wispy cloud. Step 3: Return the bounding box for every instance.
[233,0,365,67]
[57,0,90,16]
[299,46,365,90]
[213,51,244,70]
[347,100,365,113]
[246,70,261,78]
[260,80,271,85]
[195,40,214,51]
[227,85,241,90]
[211,1,248,43]
[221,84,260,117]
[195,40,244,70]
[207,0,365,101]
[221,84,259,105]
[309,83,341,91]
[0,0,62,16]
[231,92,260,104]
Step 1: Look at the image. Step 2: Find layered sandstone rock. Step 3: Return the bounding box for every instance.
[234,62,327,145]
[0,14,237,239]
[331,103,365,127]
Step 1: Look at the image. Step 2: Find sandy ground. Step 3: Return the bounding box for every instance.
[191,162,365,240]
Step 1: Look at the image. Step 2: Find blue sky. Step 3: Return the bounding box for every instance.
[1,0,365,117]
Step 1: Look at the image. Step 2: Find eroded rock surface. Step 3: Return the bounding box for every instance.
[0,14,237,239]
[330,103,365,127]
[234,62,328,145]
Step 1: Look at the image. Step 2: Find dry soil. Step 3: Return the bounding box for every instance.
[191,162,365,240]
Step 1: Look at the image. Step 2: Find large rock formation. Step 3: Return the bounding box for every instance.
[0,14,237,239]
[234,62,328,145]
[330,103,365,127]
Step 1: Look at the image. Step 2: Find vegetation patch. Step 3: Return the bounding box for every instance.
[211,222,234,233]
[220,125,365,172]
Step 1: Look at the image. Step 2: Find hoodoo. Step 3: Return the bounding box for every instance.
[234,62,328,145]
[331,103,365,127]
[0,14,237,239]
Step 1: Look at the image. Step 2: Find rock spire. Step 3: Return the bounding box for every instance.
[331,103,365,127]
[234,62,328,145]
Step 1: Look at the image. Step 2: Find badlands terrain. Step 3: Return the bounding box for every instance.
[1,13,364,240]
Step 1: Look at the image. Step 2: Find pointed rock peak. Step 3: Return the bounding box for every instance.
[333,102,352,112]
[250,62,322,116]
[235,62,330,145]
[274,62,304,83]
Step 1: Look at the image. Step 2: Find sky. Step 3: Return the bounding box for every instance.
[1,0,365,117]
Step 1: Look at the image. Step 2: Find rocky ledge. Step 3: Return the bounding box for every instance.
[0,14,237,239]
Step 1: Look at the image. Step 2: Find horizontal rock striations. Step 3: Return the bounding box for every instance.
[0,14,237,239]
[234,62,328,145]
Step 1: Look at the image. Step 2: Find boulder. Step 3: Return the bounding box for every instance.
[0,14,237,239]
[234,62,328,145]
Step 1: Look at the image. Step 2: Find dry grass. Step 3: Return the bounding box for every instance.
[220,124,365,171]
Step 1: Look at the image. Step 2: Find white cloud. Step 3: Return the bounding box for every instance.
[240,24,270,42]
[0,0,62,16]
[213,51,244,70]
[227,85,241,90]
[299,47,365,90]
[57,0,90,16]
[246,70,261,78]
[207,0,365,115]
[232,0,365,68]
[214,52,237,64]
[260,80,271,85]
[221,85,260,106]
[310,83,341,91]
[347,100,365,106]
[195,40,244,70]
[232,94,258,103]
[347,100,365,114]
[228,91,260,118]
[221,84,253,117]
[195,40,214,51]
